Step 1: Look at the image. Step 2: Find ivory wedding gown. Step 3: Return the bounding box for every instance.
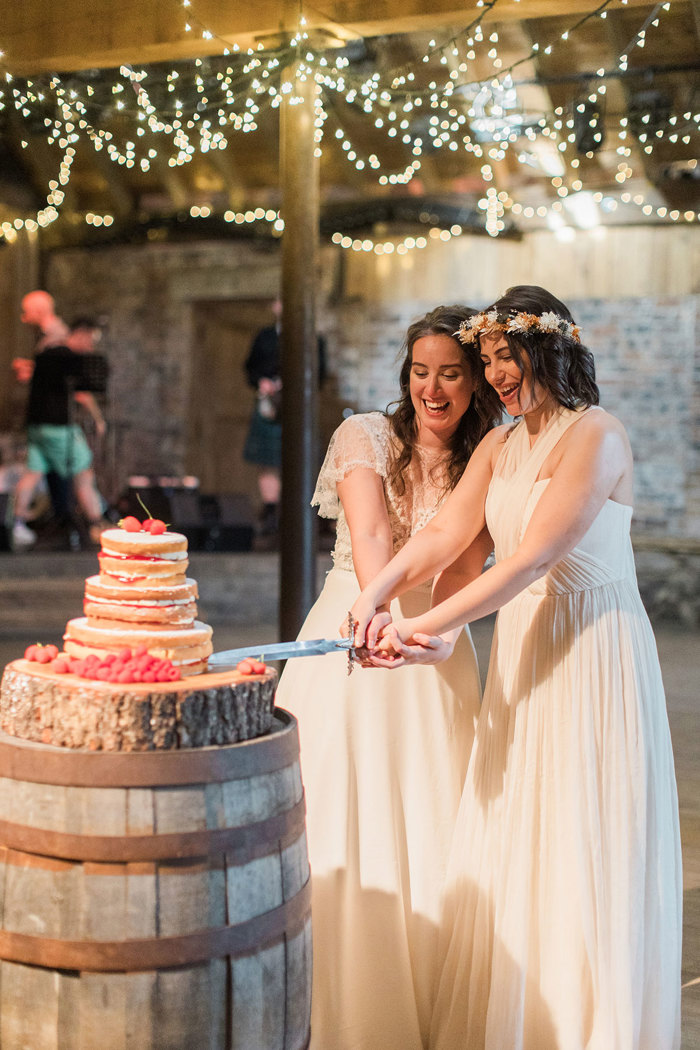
[431,406,682,1050]
[276,412,482,1050]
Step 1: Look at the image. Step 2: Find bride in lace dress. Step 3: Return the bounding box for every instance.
[275,305,502,1050]
[352,286,682,1050]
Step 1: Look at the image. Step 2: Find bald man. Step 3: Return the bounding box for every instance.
[20,290,70,350]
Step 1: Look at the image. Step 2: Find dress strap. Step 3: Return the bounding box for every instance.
[494,406,592,484]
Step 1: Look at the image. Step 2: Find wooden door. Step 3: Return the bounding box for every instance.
[186,299,275,502]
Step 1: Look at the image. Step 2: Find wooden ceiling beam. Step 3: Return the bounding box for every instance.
[3,0,661,76]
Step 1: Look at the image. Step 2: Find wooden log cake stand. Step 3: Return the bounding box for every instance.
[0,709,311,1050]
[0,660,277,751]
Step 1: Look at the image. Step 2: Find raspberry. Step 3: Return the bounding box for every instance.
[134,646,148,658]
[52,658,71,673]
[166,666,181,681]
[117,669,133,683]
[116,648,132,662]
[141,670,156,683]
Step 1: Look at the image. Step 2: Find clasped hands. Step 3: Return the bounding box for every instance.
[340,602,454,669]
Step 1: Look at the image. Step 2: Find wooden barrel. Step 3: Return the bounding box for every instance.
[0,709,311,1050]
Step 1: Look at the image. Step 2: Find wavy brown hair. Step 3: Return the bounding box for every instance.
[480,285,599,409]
[386,304,503,495]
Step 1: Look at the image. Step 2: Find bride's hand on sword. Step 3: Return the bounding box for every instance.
[365,620,457,669]
[344,597,391,649]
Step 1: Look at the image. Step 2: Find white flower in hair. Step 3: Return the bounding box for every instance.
[485,310,499,326]
[506,313,532,333]
[538,311,564,333]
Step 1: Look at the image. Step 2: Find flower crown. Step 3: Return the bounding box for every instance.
[457,310,581,345]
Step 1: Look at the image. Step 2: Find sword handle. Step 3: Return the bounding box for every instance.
[346,611,358,676]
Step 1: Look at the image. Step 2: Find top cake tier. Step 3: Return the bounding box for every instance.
[98,527,189,582]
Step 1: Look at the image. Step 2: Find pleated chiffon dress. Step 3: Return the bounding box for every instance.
[276,412,482,1050]
[430,406,682,1050]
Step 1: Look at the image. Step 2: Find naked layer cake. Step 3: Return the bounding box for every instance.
[63,527,213,674]
[0,520,276,750]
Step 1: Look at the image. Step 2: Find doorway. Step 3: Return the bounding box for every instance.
[186,298,275,506]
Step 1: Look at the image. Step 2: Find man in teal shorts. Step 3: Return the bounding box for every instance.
[11,339,106,550]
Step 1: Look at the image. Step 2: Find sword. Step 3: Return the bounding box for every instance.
[208,613,358,675]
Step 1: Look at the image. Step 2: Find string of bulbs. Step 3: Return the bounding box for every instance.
[0,0,696,248]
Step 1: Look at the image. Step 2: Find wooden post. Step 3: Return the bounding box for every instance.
[279,61,320,640]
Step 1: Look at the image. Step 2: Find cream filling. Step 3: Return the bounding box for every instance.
[86,596,192,607]
[65,617,211,641]
[101,547,188,562]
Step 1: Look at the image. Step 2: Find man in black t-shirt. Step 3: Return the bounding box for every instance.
[11,343,106,550]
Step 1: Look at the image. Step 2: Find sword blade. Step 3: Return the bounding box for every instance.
[208,637,354,668]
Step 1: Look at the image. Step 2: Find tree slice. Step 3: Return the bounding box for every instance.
[0,660,277,752]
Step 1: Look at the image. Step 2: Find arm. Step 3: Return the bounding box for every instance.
[74,391,106,437]
[336,467,394,600]
[381,413,630,645]
[368,526,493,667]
[350,427,501,646]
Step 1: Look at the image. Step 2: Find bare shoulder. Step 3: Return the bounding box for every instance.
[570,406,631,452]
[482,422,515,449]
[479,422,516,468]
[541,408,632,487]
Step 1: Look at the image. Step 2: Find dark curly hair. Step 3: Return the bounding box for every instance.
[480,285,599,409]
[386,304,503,495]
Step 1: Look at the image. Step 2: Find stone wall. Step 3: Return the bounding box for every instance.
[20,230,699,623]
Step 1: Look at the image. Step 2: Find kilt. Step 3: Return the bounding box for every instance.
[243,409,281,468]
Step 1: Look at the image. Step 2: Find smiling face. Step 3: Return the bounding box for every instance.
[409,333,476,445]
[478,331,550,417]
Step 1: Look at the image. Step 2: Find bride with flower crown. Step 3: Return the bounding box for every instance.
[352,285,682,1050]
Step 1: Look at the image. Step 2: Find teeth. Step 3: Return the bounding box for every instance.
[425,401,448,409]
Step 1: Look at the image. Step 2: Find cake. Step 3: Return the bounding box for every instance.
[63,527,213,674]
[0,520,277,751]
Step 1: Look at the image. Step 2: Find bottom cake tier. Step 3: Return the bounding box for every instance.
[0,660,277,751]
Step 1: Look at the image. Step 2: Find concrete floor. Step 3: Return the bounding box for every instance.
[0,549,698,1047]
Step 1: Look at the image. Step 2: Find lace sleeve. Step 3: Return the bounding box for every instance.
[312,412,392,519]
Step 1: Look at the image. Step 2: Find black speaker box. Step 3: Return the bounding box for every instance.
[169,492,255,552]
[122,484,173,523]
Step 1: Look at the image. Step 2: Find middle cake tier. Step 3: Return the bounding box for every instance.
[84,575,199,626]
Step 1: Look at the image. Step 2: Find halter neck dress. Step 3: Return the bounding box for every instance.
[431,406,682,1050]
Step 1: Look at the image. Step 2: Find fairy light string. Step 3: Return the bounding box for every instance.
[0,0,697,245]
